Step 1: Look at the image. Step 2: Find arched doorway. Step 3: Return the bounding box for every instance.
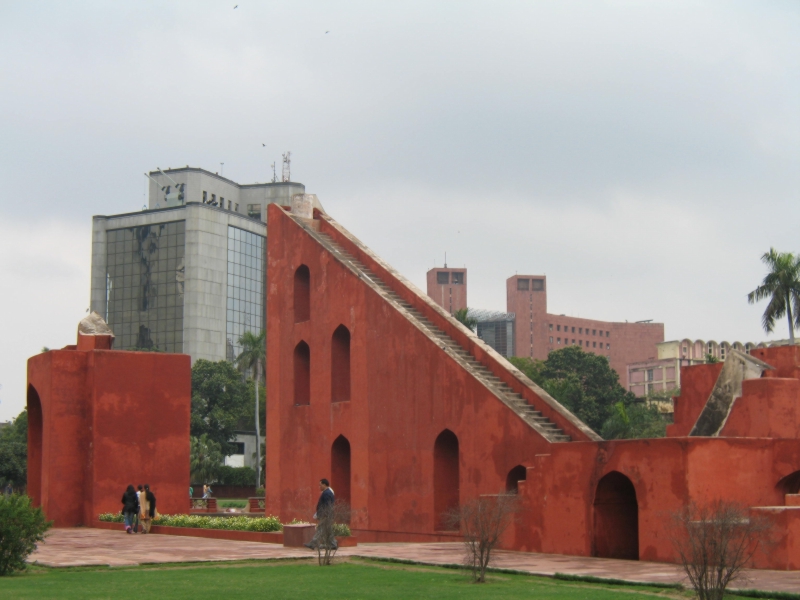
[593,471,639,560]
[506,465,527,494]
[434,429,459,530]
[27,385,43,507]
[294,341,310,405]
[331,435,351,516]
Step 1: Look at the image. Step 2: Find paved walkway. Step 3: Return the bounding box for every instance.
[29,529,800,594]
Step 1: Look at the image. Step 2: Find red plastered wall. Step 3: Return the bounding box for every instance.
[265,205,559,538]
[27,341,190,527]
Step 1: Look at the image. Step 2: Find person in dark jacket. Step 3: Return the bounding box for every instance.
[304,479,337,550]
[121,485,139,534]
[140,484,157,534]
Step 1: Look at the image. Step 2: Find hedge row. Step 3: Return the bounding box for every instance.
[98,513,282,532]
[97,513,351,536]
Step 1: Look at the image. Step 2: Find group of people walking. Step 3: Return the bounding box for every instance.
[121,484,157,534]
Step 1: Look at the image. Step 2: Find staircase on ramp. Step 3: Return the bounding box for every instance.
[308,228,573,443]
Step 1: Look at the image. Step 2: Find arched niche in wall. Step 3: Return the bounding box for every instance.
[294,265,310,323]
[27,384,43,507]
[294,341,310,406]
[593,471,639,560]
[433,429,459,530]
[331,325,351,403]
[506,464,527,494]
[331,435,351,519]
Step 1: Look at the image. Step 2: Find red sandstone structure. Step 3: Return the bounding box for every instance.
[26,314,191,527]
[266,203,800,570]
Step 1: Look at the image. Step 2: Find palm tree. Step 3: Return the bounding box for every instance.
[453,307,478,331]
[190,434,223,485]
[747,248,800,343]
[235,330,266,488]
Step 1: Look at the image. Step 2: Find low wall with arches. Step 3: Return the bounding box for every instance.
[512,437,800,568]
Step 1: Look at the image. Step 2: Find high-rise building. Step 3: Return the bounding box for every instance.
[507,274,663,387]
[90,166,320,364]
[426,267,467,314]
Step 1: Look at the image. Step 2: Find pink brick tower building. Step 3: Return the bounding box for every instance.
[507,275,663,388]
[426,267,467,314]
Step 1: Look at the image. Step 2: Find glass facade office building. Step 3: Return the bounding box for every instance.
[105,221,186,353]
[226,226,266,361]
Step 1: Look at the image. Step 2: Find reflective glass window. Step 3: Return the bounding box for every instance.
[105,221,185,353]
[226,226,266,361]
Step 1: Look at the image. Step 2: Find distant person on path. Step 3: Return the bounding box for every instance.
[304,478,337,550]
[202,484,212,499]
[140,484,157,533]
[121,485,139,534]
[134,485,144,532]
[4,483,12,496]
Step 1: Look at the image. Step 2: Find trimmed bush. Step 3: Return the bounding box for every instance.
[216,465,257,487]
[0,494,52,575]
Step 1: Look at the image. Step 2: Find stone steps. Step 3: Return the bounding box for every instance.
[315,231,572,443]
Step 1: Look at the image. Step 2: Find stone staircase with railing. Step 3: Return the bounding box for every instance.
[306,227,573,443]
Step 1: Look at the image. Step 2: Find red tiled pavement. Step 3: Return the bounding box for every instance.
[29,529,800,594]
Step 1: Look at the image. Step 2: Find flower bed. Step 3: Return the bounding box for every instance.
[98,513,282,533]
[97,513,351,536]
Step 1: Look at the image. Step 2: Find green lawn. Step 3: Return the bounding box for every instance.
[0,559,686,600]
[217,498,248,509]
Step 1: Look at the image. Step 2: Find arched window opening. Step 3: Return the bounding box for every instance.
[331,435,351,521]
[778,471,800,497]
[27,385,43,507]
[294,265,310,323]
[593,471,639,560]
[506,465,527,494]
[434,429,459,530]
[294,341,310,406]
[331,325,351,403]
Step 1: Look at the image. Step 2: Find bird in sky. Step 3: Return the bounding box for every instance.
[262,143,266,147]
[325,31,330,34]
[234,5,238,8]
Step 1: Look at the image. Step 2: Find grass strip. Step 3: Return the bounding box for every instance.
[727,589,800,600]
[553,572,684,590]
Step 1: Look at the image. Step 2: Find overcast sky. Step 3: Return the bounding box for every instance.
[1,1,798,420]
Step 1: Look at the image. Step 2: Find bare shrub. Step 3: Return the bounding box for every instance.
[447,494,519,583]
[669,501,771,600]
[314,500,351,566]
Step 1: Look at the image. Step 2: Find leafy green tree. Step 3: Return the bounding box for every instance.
[511,347,634,433]
[235,330,266,488]
[539,346,635,433]
[704,353,720,364]
[190,434,223,485]
[747,248,800,343]
[0,493,51,575]
[601,400,668,439]
[0,410,28,491]
[191,359,250,455]
[454,308,478,331]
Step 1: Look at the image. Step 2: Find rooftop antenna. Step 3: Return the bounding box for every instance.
[444,252,447,268]
[271,162,277,183]
[220,162,224,177]
[281,151,291,182]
